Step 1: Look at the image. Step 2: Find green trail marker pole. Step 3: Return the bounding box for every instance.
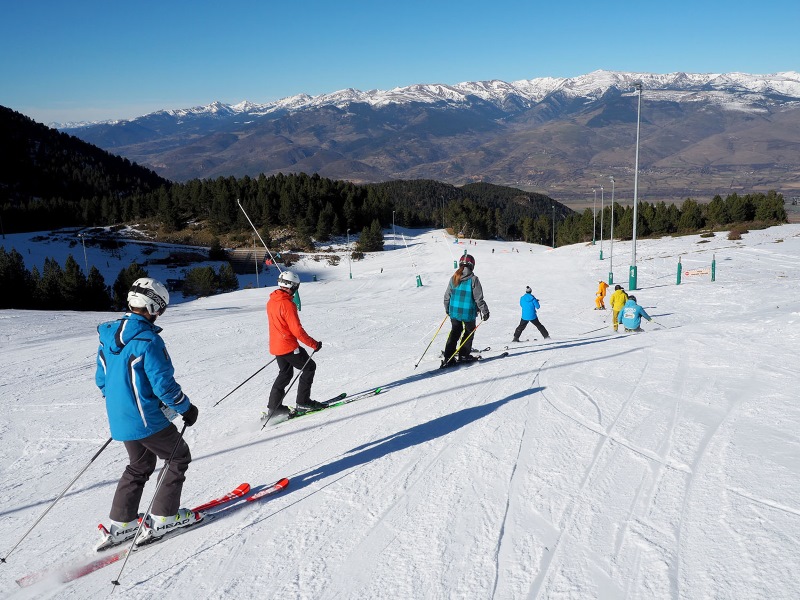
[676,258,682,285]
[711,254,716,282]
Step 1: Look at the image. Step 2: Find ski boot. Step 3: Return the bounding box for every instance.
[135,508,203,546]
[296,399,328,413]
[96,516,143,551]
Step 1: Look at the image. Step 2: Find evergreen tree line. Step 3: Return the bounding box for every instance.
[552,192,786,247]
[0,248,241,311]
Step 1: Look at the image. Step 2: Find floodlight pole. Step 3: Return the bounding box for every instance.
[599,186,604,260]
[592,189,596,245]
[347,229,352,279]
[551,205,555,249]
[78,233,89,273]
[609,176,615,284]
[630,81,643,291]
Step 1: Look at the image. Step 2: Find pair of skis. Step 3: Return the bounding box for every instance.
[16,478,289,588]
[262,387,383,425]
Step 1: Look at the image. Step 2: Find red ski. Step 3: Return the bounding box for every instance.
[193,482,251,512]
[246,477,290,502]
[16,480,286,589]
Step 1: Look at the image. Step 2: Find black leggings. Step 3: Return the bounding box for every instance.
[443,318,476,361]
[268,348,316,409]
[513,318,549,339]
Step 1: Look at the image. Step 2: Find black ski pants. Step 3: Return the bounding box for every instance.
[513,318,550,340]
[443,318,476,362]
[268,347,316,410]
[110,423,191,522]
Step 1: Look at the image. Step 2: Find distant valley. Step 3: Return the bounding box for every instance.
[61,70,800,206]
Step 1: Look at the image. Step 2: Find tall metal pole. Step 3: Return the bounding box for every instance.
[592,189,596,245]
[347,228,352,279]
[392,210,396,245]
[78,233,89,273]
[599,186,604,260]
[630,82,643,291]
[609,176,615,284]
[551,205,555,249]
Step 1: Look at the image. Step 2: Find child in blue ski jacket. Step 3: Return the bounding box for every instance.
[512,286,550,341]
[94,278,201,550]
[618,295,652,332]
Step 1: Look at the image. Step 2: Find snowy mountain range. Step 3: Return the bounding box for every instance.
[60,70,800,203]
[59,70,800,127]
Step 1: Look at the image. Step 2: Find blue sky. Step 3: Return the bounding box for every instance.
[2,0,798,124]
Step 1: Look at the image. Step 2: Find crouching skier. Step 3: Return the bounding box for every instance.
[95,278,201,550]
[618,295,652,333]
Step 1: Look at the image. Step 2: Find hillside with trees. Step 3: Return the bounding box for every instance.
[0,106,168,233]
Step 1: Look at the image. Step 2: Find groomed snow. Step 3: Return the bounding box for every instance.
[1,225,799,599]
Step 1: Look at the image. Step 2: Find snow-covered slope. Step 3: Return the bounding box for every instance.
[1,225,799,599]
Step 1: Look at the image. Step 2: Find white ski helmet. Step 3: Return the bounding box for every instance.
[277,270,300,292]
[127,277,169,315]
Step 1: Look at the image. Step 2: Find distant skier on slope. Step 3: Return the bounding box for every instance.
[595,279,609,310]
[512,286,549,342]
[265,271,325,419]
[619,295,652,332]
[441,254,490,367]
[95,278,201,550]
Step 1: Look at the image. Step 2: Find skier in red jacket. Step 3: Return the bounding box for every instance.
[265,271,324,420]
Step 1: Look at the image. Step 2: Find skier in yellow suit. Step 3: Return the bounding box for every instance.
[609,285,629,330]
[595,280,609,310]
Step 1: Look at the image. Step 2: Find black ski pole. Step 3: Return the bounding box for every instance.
[414,315,448,369]
[111,424,188,590]
[213,357,276,407]
[1,437,112,564]
[261,350,317,430]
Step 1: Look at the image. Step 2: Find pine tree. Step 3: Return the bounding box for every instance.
[85,266,112,310]
[218,263,239,292]
[113,262,149,309]
[184,266,219,297]
[0,247,34,308]
[62,255,88,308]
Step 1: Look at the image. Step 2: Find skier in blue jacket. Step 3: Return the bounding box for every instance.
[95,278,201,550]
[512,286,550,341]
[618,295,652,332]
[441,254,489,367]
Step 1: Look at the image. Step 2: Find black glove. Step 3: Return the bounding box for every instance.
[315,341,323,351]
[182,404,199,426]
[482,311,490,321]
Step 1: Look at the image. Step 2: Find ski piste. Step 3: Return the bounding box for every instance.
[16,478,289,588]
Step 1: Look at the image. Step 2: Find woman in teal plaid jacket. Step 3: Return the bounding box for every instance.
[441,254,489,367]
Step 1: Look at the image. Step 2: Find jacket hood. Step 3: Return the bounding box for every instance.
[98,313,161,355]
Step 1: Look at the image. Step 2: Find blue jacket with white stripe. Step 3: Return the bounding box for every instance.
[96,313,190,441]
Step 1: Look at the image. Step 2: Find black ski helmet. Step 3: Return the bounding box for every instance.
[459,254,475,269]
[614,285,622,290]
[629,295,637,302]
